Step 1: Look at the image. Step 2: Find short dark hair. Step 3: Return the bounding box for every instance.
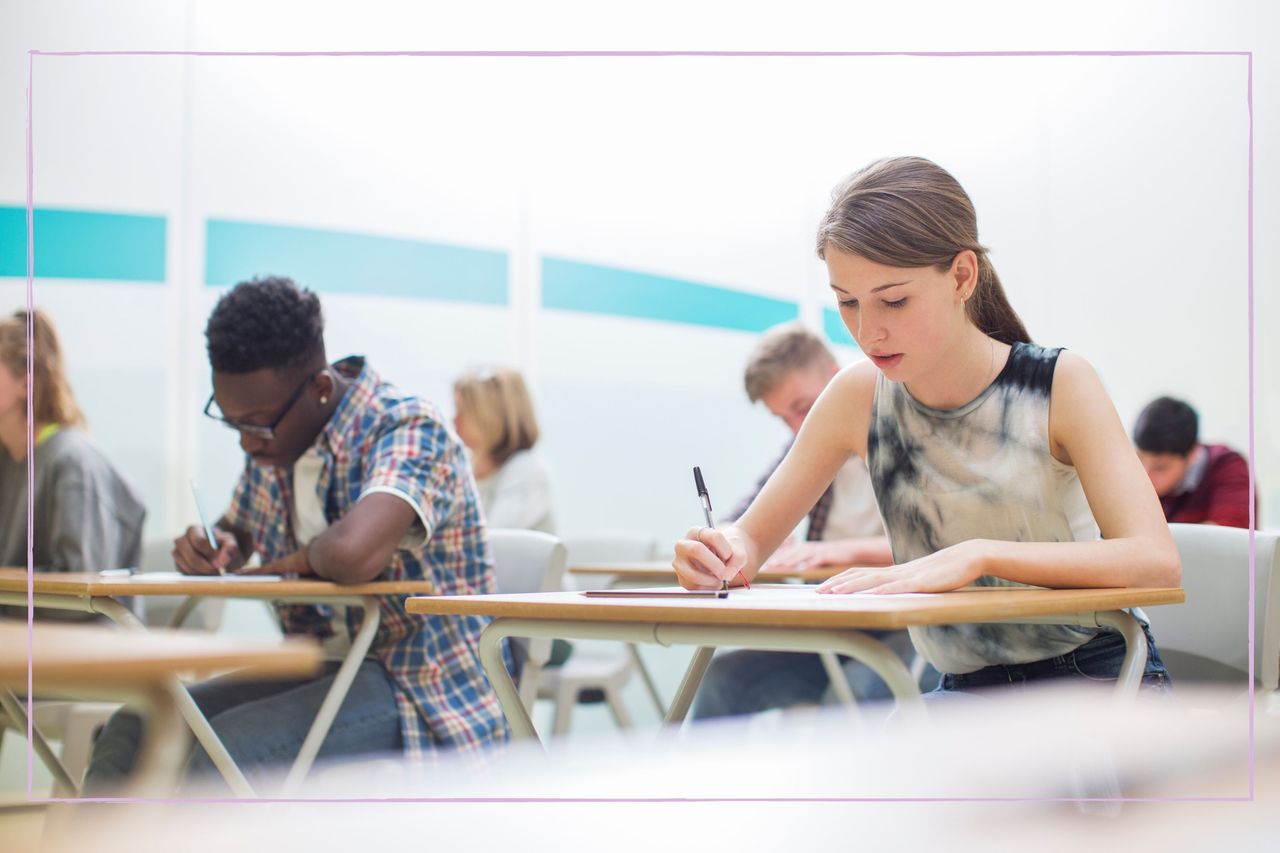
[205,276,326,375]
[1133,396,1198,456]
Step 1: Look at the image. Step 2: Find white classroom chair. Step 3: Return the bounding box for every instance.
[1144,524,1280,692]
[534,533,662,735]
[488,529,569,712]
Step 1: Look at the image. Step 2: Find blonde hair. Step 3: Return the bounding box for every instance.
[817,156,1031,345]
[743,322,837,403]
[0,308,86,428]
[453,366,540,467]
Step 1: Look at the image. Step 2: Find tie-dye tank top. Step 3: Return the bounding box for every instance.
[866,341,1101,674]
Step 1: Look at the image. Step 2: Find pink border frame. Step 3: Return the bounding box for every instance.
[20,48,1255,805]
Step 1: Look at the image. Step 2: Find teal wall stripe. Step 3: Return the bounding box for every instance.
[541,257,798,333]
[0,207,166,282]
[205,219,508,305]
[823,307,860,350]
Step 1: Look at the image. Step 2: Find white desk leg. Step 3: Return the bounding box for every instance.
[1002,610,1150,702]
[1096,610,1148,700]
[0,687,80,796]
[627,644,667,715]
[470,619,928,742]
[662,647,715,725]
[128,686,191,798]
[166,596,200,629]
[655,624,927,723]
[280,596,381,794]
[478,619,540,742]
[819,651,858,707]
[91,597,257,798]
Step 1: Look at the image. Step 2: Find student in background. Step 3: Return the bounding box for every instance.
[674,156,1177,700]
[453,366,556,534]
[84,277,507,794]
[1133,396,1253,529]
[726,322,889,570]
[0,309,145,587]
[692,322,927,720]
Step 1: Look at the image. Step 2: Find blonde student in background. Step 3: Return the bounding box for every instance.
[453,366,556,535]
[0,309,145,597]
[674,156,1178,698]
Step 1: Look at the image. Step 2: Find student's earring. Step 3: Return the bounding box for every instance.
[319,395,329,405]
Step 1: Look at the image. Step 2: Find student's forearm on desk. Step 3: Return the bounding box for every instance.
[980,537,1181,588]
[304,493,418,584]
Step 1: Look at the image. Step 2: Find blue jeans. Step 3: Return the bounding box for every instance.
[934,623,1171,697]
[690,629,937,720]
[82,659,403,795]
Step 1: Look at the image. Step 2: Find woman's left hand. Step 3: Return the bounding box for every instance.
[816,540,987,594]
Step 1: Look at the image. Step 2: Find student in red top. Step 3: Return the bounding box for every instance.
[1133,396,1253,529]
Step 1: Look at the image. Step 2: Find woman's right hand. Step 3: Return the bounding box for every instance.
[172,525,245,575]
[673,525,750,589]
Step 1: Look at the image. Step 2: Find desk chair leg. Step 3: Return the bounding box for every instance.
[663,647,716,726]
[1006,610,1150,703]
[1096,610,1148,701]
[0,688,80,797]
[167,596,200,629]
[550,690,575,737]
[604,686,633,729]
[819,651,858,707]
[627,643,666,715]
[280,596,381,795]
[518,638,550,714]
[129,687,190,798]
[657,626,927,724]
[909,652,928,685]
[478,620,540,742]
[91,597,257,798]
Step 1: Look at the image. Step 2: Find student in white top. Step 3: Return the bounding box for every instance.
[453,366,556,534]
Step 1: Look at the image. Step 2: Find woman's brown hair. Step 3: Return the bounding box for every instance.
[0,308,86,428]
[816,156,1031,345]
[453,366,539,468]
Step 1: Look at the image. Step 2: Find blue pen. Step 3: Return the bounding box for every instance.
[190,480,226,576]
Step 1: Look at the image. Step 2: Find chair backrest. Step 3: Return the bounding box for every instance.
[486,529,568,707]
[1147,524,1280,690]
[562,532,657,591]
[488,529,568,594]
[563,532,657,565]
[134,536,226,631]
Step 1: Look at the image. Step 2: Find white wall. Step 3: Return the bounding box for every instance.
[1,0,1275,556]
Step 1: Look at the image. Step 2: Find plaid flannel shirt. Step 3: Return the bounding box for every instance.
[221,356,508,758]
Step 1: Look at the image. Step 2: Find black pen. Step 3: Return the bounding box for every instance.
[693,466,749,591]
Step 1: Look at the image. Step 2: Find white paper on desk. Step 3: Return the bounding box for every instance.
[127,571,283,582]
[725,586,935,599]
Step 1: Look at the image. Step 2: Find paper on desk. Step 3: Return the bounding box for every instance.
[127,571,284,582]
[732,586,935,599]
[608,585,934,600]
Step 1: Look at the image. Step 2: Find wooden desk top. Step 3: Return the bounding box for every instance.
[0,568,433,598]
[406,585,1186,630]
[0,621,322,688]
[568,561,845,583]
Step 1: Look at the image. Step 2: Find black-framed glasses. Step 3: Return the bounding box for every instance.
[202,373,314,441]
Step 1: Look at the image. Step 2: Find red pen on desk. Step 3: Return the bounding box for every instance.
[693,466,750,590]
